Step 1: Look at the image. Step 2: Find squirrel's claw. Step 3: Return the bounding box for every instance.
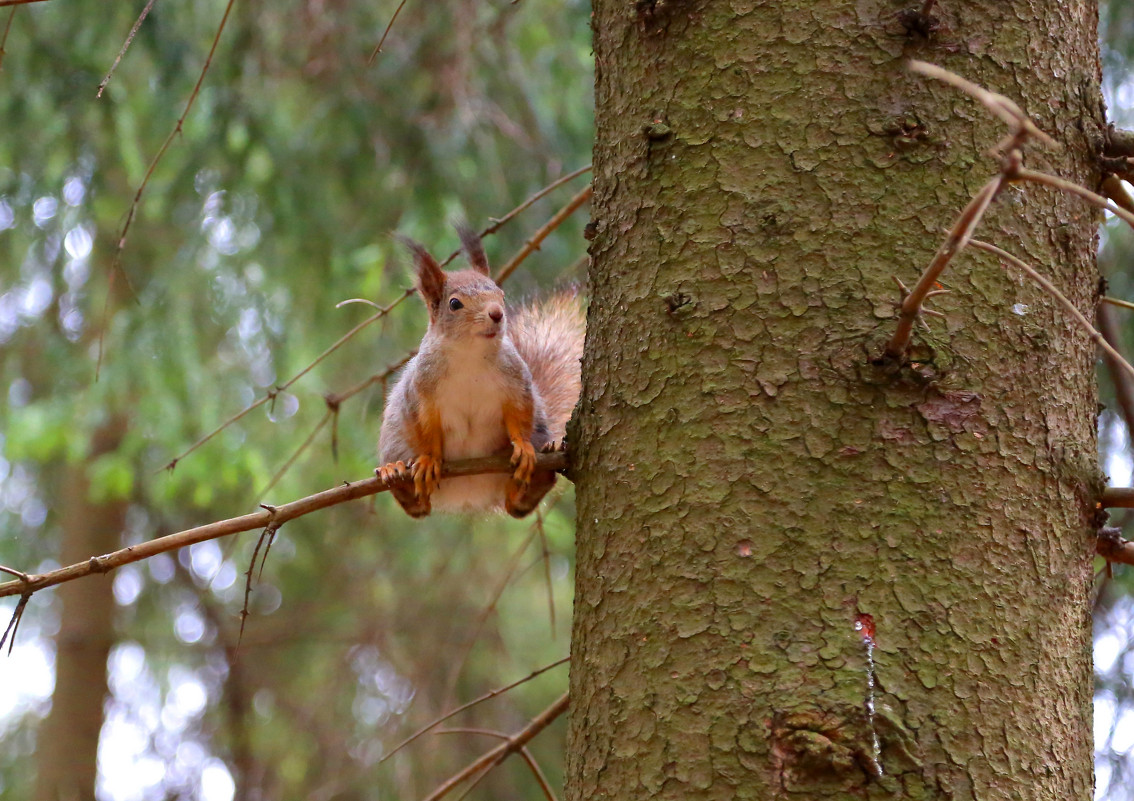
[539,439,567,453]
[412,455,442,499]
[377,460,412,484]
[510,439,536,488]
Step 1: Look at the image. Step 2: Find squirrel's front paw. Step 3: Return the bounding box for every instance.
[510,440,536,488]
[412,454,442,499]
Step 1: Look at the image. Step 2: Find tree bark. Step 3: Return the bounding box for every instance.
[35,420,127,801]
[569,1,1102,799]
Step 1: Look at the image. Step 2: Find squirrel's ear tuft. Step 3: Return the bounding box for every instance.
[398,236,446,311]
[456,224,491,276]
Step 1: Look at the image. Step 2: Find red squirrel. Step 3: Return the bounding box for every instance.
[377,226,584,518]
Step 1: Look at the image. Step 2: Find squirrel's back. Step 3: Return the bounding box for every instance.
[508,290,585,442]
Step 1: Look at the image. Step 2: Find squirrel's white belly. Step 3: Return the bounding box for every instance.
[431,359,511,512]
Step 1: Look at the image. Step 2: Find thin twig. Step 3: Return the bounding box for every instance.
[907,60,1056,148]
[255,409,333,499]
[420,692,569,801]
[883,175,1004,358]
[432,730,556,801]
[482,166,592,237]
[0,595,29,655]
[236,516,278,657]
[0,565,29,582]
[444,527,541,704]
[97,0,157,97]
[100,0,238,373]
[534,496,558,637]
[438,168,592,268]
[1103,297,1134,313]
[1015,168,1134,231]
[379,655,568,765]
[0,7,17,72]
[0,451,570,600]
[164,288,414,470]
[494,185,592,284]
[969,240,1134,386]
[366,0,409,65]
[0,0,48,6]
[325,351,415,408]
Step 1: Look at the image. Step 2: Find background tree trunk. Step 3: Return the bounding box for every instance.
[569,1,1102,798]
[34,420,127,801]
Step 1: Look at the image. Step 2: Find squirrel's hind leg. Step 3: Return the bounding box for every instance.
[377,460,434,518]
[505,469,557,518]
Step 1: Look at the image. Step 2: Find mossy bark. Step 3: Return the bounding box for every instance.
[569,1,1102,798]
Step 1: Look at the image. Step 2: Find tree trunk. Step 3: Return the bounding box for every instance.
[569,2,1101,799]
[35,420,127,801]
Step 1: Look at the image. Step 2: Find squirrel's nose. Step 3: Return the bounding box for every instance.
[488,307,504,324]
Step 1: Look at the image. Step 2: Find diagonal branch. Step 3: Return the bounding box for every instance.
[0,451,569,600]
[379,656,568,766]
[0,7,17,72]
[97,0,158,98]
[99,0,238,375]
[432,729,558,801]
[420,692,569,801]
[968,240,1134,385]
[366,0,410,65]
[494,185,592,284]
[882,175,1004,359]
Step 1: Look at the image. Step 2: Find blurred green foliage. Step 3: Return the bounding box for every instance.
[0,0,592,797]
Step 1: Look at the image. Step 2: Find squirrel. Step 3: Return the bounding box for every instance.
[377,226,584,518]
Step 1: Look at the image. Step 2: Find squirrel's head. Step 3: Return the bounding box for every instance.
[401,226,507,343]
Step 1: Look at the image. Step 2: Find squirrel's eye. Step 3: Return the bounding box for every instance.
[448,298,463,311]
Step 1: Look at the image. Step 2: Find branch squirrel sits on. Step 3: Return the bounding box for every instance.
[377,226,584,518]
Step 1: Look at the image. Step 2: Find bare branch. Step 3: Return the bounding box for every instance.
[444,526,541,703]
[255,409,333,499]
[438,167,592,268]
[1015,167,1134,231]
[1098,303,1134,466]
[99,0,238,375]
[164,288,414,470]
[883,175,1004,359]
[0,0,49,6]
[482,166,592,237]
[1103,489,1134,511]
[432,730,558,801]
[0,7,17,72]
[0,451,569,600]
[969,240,1134,386]
[366,0,410,65]
[1103,296,1134,313]
[494,185,593,284]
[380,655,568,765]
[420,692,569,801]
[907,60,1056,148]
[97,0,157,97]
[0,594,29,654]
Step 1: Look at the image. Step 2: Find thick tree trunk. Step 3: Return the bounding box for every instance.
[35,421,127,801]
[569,1,1101,799]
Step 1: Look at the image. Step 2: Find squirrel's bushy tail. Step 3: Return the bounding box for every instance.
[509,291,585,441]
